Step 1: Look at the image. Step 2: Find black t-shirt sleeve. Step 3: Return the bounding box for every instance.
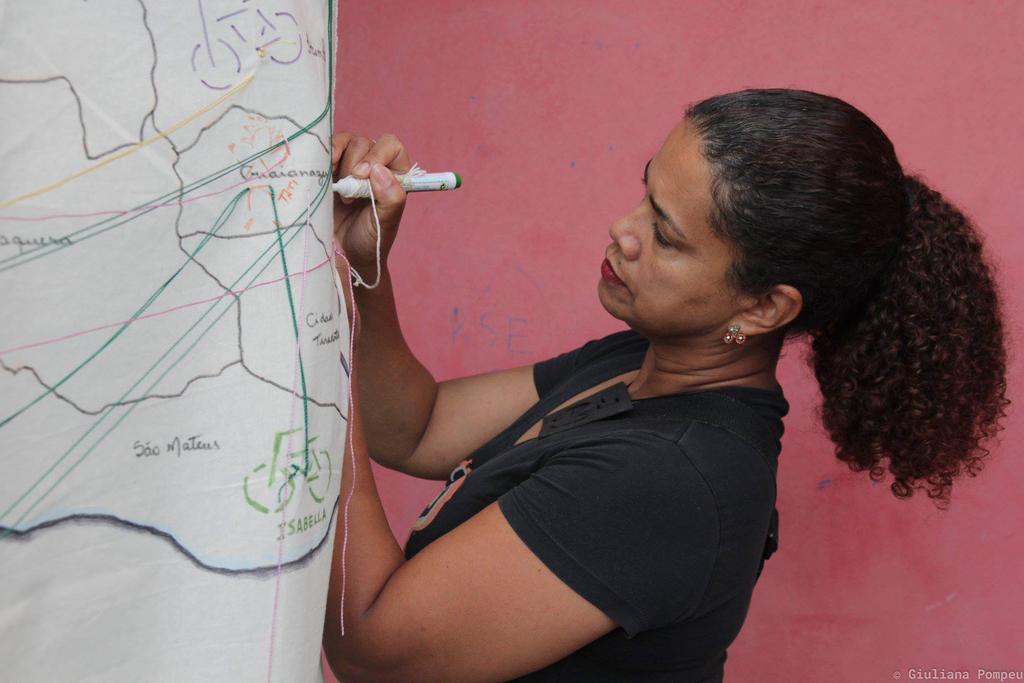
[532,329,644,399]
[496,431,719,638]
[532,346,582,399]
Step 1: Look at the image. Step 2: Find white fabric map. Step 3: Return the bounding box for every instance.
[0,2,345,680]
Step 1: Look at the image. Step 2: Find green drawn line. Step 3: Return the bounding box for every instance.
[269,187,311,480]
[0,178,331,536]
[0,188,251,524]
[0,189,250,430]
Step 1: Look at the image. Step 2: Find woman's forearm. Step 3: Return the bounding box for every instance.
[343,262,438,469]
[322,329,405,679]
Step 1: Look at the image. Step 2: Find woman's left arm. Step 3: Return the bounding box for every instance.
[321,279,618,683]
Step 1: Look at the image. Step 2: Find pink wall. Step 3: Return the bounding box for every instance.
[328,2,1023,680]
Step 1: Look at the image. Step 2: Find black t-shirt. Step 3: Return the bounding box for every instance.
[403,329,789,682]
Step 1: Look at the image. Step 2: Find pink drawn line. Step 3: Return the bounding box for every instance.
[0,253,332,357]
[0,141,291,224]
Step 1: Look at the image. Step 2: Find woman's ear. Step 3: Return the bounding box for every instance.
[736,284,803,336]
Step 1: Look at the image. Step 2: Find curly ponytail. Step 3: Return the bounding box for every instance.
[810,174,1009,506]
[685,89,1010,507]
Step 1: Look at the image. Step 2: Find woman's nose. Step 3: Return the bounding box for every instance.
[609,216,642,260]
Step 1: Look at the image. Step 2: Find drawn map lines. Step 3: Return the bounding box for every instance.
[0,358,243,417]
[0,179,332,536]
[0,0,343,568]
[0,0,159,162]
[0,499,340,576]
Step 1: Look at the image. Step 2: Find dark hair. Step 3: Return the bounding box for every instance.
[684,88,1009,508]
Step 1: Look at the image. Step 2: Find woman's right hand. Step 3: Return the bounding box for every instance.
[331,131,412,273]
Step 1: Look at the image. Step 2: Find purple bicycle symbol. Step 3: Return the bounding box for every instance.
[191,0,303,90]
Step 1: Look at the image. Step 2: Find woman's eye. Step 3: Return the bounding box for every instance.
[653,222,672,248]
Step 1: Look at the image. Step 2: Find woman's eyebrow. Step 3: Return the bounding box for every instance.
[643,159,686,241]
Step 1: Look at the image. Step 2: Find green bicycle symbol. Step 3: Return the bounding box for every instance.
[243,428,333,514]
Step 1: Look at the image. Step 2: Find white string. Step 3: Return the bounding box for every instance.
[346,162,423,290]
[333,243,359,638]
[347,179,383,289]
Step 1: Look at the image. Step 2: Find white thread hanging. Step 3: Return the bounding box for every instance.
[347,180,382,289]
[346,162,424,290]
[331,237,360,638]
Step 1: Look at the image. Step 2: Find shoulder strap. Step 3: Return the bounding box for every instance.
[634,391,782,579]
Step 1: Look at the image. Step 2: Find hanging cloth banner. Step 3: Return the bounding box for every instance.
[0,1,344,681]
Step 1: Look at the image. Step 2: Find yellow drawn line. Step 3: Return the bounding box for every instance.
[0,73,255,210]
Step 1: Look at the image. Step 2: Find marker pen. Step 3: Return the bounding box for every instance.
[332,163,461,198]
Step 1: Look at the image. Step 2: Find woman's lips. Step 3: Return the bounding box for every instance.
[601,258,626,287]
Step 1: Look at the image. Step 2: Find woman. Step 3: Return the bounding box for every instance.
[321,88,1009,682]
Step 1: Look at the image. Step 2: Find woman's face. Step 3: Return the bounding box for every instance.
[598,118,744,342]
